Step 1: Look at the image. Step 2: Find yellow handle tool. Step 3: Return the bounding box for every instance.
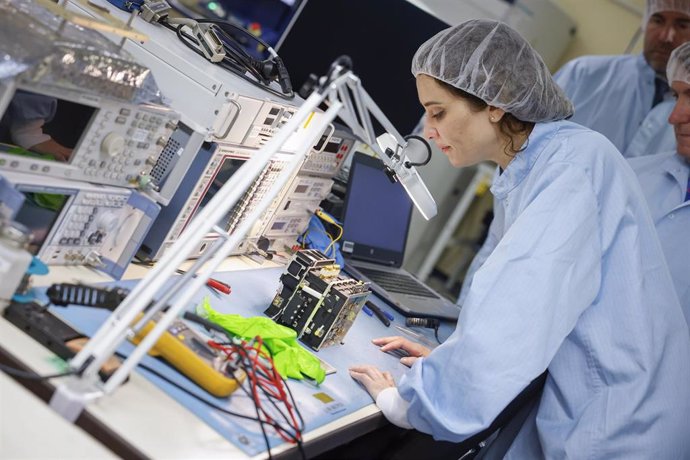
[130,313,244,398]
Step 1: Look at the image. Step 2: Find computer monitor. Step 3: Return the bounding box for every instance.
[342,152,413,265]
[276,0,449,135]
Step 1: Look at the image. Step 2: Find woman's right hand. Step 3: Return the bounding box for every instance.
[373,336,431,367]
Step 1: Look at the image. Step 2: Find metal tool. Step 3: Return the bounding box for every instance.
[393,324,437,349]
[175,268,231,295]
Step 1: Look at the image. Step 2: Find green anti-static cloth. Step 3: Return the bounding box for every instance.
[199,299,326,384]
[31,192,67,212]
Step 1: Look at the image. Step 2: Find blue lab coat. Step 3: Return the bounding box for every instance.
[554,54,676,158]
[0,90,57,146]
[398,121,690,458]
[1,90,57,125]
[630,150,690,326]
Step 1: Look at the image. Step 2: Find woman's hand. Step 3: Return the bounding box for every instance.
[373,336,431,367]
[348,365,396,400]
[31,139,72,162]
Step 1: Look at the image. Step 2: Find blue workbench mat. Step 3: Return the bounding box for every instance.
[43,266,421,456]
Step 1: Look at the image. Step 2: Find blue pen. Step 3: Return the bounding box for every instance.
[362,305,374,316]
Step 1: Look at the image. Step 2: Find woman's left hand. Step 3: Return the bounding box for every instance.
[349,365,396,400]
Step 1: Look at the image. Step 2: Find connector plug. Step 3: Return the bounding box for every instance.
[140,0,171,23]
[193,23,226,63]
[273,56,293,95]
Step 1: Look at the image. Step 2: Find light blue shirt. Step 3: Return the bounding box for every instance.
[0,90,57,126]
[630,151,690,326]
[397,121,690,458]
[554,54,676,158]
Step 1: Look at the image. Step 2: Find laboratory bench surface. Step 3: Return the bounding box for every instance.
[0,256,453,459]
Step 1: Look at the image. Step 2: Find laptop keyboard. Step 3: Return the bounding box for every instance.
[357,267,440,299]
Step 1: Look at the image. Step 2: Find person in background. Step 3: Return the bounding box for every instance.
[554,0,690,158]
[0,91,71,162]
[456,0,690,308]
[630,40,690,326]
[349,19,690,459]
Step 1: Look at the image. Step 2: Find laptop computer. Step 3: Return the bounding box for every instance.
[340,152,461,321]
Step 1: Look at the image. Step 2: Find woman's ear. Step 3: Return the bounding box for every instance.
[488,106,506,123]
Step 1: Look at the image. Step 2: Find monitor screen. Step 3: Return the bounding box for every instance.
[14,190,69,255]
[276,0,449,135]
[342,152,412,253]
[196,156,246,232]
[0,89,96,163]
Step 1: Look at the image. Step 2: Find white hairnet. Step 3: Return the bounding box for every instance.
[667,40,690,83]
[643,0,690,28]
[411,19,573,123]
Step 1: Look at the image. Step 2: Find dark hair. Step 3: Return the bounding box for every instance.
[437,80,534,156]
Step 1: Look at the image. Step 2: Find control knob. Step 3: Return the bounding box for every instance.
[96,211,119,234]
[101,133,126,157]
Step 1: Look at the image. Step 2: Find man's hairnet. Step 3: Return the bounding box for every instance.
[411,19,573,123]
[667,40,690,83]
[643,0,690,28]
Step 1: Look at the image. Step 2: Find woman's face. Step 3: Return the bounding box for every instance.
[416,75,506,168]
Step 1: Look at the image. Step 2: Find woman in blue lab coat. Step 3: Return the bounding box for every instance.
[349,19,690,458]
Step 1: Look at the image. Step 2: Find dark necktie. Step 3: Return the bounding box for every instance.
[685,173,690,202]
[652,77,670,109]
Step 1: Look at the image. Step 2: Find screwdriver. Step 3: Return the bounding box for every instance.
[175,269,232,295]
[365,300,392,327]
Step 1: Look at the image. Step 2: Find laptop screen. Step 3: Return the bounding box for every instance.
[341,152,413,266]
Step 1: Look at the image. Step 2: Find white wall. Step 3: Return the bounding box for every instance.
[408,0,577,69]
[553,0,644,69]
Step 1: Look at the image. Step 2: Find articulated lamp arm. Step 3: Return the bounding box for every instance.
[52,57,437,420]
[316,56,437,220]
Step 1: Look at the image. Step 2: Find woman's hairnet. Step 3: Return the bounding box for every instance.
[667,40,690,83]
[644,0,690,28]
[411,19,573,123]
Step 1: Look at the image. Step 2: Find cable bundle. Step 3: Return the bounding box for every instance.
[299,208,344,265]
[209,336,305,459]
[161,17,294,100]
[105,0,294,99]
